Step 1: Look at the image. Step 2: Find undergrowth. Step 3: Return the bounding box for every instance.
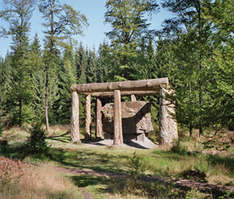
[0,157,81,199]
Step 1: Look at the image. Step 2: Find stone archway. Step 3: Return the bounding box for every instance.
[70,78,178,146]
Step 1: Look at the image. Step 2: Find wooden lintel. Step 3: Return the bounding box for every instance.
[71,78,168,93]
[81,90,159,97]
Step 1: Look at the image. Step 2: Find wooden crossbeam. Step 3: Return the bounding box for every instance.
[71,78,168,94]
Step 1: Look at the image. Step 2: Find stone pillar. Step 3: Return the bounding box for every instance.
[85,94,91,139]
[159,87,178,145]
[71,91,81,143]
[96,98,103,138]
[131,95,137,102]
[113,90,123,145]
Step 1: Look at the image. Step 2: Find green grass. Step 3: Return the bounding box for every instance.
[1,126,234,199]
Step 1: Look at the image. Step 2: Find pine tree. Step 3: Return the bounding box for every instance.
[86,48,98,83]
[55,44,77,123]
[0,0,35,125]
[97,42,113,83]
[0,54,13,114]
[158,0,215,135]
[105,0,158,80]
[75,44,88,84]
[38,0,88,130]
[27,34,45,121]
[203,0,234,130]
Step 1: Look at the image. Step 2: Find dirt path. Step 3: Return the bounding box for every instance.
[57,167,234,197]
[79,188,95,199]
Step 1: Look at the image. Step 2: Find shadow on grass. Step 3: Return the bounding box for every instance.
[70,174,188,199]
[46,132,71,143]
[71,175,110,188]
[207,154,234,175]
[46,148,129,174]
[153,147,234,176]
[1,143,233,198]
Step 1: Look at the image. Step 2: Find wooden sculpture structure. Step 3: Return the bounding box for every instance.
[70,78,178,145]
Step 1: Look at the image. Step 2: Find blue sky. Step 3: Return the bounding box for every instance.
[0,0,170,57]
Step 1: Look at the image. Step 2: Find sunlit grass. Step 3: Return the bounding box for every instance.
[0,160,82,199]
[1,125,234,198]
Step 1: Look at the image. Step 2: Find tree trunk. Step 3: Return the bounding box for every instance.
[71,91,80,143]
[85,95,91,139]
[198,0,203,136]
[45,67,49,131]
[131,95,137,101]
[96,98,103,138]
[113,90,123,145]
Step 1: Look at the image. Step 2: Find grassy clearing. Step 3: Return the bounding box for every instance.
[0,126,234,199]
[0,158,82,199]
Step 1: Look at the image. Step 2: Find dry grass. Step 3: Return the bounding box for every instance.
[0,160,81,199]
[1,127,29,144]
[1,125,234,198]
[107,193,149,199]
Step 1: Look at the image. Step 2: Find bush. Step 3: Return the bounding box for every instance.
[180,168,207,183]
[0,140,8,153]
[0,125,2,136]
[128,152,147,178]
[171,140,189,155]
[26,124,48,155]
[0,157,24,191]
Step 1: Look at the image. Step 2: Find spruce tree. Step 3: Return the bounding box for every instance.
[0,0,35,125]
[158,0,215,135]
[55,44,76,123]
[105,0,158,81]
[38,0,88,130]
[28,34,45,121]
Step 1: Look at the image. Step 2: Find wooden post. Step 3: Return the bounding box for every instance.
[113,90,123,145]
[85,94,91,139]
[159,87,178,146]
[71,91,81,143]
[96,98,103,138]
[131,95,137,102]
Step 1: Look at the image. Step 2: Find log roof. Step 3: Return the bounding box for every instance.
[70,77,169,96]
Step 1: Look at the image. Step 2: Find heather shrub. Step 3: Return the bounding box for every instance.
[0,158,79,199]
[0,157,24,191]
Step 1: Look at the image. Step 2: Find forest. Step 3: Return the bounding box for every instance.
[0,0,233,134]
[0,0,234,198]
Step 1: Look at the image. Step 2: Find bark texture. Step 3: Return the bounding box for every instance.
[159,87,178,145]
[71,91,80,143]
[96,98,103,138]
[113,90,123,145]
[71,78,168,93]
[85,95,91,138]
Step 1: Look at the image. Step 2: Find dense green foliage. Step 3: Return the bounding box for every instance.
[0,0,233,133]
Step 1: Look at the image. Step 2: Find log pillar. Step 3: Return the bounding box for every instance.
[85,94,91,139]
[96,98,103,138]
[159,87,178,146]
[71,91,81,143]
[113,90,123,145]
[131,95,137,102]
